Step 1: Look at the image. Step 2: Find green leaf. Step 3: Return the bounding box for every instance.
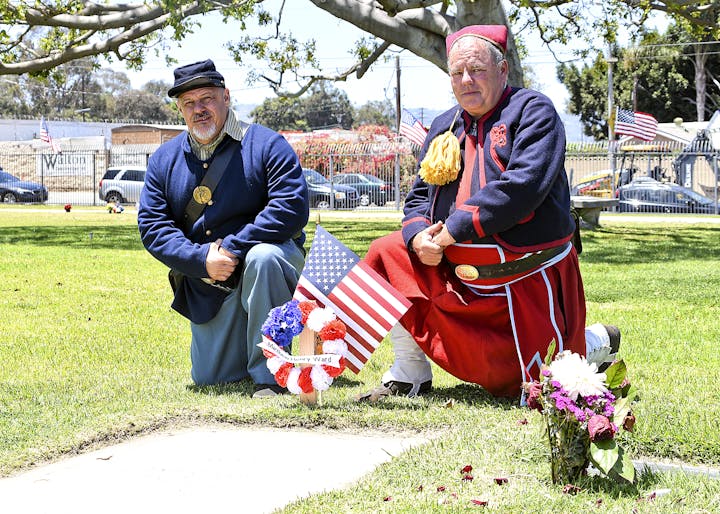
[589,439,619,475]
[611,445,636,483]
[604,360,627,389]
[612,396,631,426]
[544,339,557,366]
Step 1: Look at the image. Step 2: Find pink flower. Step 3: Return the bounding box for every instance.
[526,381,543,412]
[588,414,616,441]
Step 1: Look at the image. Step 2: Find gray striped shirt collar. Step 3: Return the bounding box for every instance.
[189,109,246,161]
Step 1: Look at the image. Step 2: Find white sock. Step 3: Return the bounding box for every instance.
[381,323,433,395]
[585,323,614,365]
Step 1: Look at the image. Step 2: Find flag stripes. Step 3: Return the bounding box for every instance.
[400,108,428,147]
[291,225,411,373]
[615,107,658,142]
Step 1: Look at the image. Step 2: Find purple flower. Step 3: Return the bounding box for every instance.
[588,415,616,442]
[567,403,586,422]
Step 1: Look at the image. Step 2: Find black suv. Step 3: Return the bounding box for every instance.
[303,168,359,209]
[617,178,719,214]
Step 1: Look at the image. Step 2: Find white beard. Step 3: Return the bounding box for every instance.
[190,120,219,143]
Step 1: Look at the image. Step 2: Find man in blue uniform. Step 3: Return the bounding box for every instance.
[138,60,309,398]
[360,26,619,400]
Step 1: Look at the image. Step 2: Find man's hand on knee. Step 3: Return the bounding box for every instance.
[206,238,239,281]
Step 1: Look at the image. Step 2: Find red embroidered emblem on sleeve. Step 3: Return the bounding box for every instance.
[490,124,507,147]
[489,124,507,171]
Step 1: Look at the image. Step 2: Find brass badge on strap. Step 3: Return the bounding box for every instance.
[455,264,480,281]
[192,185,212,205]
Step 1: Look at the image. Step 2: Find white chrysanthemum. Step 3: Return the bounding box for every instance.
[310,366,333,391]
[286,368,303,394]
[548,351,608,401]
[266,356,283,374]
[306,307,336,332]
[322,339,348,357]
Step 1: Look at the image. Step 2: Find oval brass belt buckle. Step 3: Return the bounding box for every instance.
[193,185,212,204]
[455,264,480,281]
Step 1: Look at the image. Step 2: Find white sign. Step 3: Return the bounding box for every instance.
[35,152,95,177]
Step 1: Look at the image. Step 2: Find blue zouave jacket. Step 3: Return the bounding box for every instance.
[138,124,309,323]
[402,87,575,254]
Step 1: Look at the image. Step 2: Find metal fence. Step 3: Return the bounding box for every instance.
[1,140,718,215]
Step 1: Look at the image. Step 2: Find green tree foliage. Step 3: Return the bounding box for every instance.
[3,1,716,98]
[353,99,395,128]
[113,90,177,123]
[251,81,353,131]
[558,23,720,139]
[250,96,308,131]
[303,82,353,130]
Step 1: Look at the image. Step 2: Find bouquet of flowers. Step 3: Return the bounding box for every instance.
[524,341,637,485]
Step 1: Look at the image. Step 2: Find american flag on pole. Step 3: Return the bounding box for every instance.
[400,108,428,147]
[293,225,412,374]
[39,117,62,154]
[615,107,658,142]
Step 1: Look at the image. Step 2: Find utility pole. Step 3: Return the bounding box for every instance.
[394,55,402,210]
[606,45,618,196]
[395,55,401,132]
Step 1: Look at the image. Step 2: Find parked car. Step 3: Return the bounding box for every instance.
[570,169,633,198]
[331,173,394,206]
[617,178,719,214]
[98,166,146,204]
[303,168,359,209]
[0,169,48,203]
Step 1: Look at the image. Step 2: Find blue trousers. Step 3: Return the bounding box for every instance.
[189,240,305,386]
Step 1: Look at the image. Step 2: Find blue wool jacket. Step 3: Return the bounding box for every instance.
[138,124,309,323]
[402,87,574,253]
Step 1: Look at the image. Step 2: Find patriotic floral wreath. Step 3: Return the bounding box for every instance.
[260,299,348,394]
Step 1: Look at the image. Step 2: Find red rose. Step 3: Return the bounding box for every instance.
[525,381,543,412]
[588,414,616,442]
[319,319,346,341]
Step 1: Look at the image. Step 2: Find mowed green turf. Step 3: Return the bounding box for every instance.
[1,206,719,511]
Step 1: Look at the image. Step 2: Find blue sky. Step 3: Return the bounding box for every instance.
[114,2,571,118]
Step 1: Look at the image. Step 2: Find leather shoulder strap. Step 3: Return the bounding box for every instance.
[183,129,245,232]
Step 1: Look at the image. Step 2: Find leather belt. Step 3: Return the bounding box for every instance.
[449,243,569,281]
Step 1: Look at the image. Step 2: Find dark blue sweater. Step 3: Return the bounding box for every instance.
[402,87,574,253]
[138,124,309,322]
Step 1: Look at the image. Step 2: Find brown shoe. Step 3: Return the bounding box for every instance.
[354,380,432,403]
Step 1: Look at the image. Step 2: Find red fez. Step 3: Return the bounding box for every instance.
[446,25,508,55]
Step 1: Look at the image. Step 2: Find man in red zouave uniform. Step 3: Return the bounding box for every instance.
[359,25,619,400]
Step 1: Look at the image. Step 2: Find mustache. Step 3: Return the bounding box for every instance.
[192,111,211,122]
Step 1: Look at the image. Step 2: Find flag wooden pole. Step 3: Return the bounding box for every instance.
[298,327,319,405]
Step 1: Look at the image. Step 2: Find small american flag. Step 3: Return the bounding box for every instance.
[400,108,428,147]
[293,225,412,374]
[615,108,658,142]
[39,117,62,154]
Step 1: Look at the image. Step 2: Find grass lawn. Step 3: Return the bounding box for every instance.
[1,205,719,512]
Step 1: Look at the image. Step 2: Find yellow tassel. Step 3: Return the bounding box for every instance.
[419,130,461,185]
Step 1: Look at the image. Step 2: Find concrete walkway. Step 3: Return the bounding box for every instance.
[0,426,427,514]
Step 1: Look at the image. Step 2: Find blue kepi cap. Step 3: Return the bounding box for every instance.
[168,59,225,98]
